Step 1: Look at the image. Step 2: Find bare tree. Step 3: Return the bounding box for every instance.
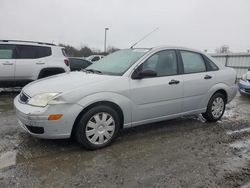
[58,43,119,57]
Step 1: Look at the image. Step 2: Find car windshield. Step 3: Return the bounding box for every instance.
[85,49,149,76]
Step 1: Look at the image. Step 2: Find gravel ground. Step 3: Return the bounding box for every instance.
[0,91,250,188]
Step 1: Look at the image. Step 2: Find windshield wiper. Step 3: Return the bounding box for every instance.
[82,69,103,74]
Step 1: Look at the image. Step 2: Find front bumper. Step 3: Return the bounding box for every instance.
[14,95,83,139]
[238,79,250,95]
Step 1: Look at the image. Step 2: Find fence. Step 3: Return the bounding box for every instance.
[210,53,250,78]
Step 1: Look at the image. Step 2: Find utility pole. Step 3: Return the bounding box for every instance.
[104,27,109,53]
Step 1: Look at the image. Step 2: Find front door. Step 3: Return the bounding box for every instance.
[130,50,183,125]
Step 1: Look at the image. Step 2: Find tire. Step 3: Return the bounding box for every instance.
[74,105,120,150]
[202,93,226,122]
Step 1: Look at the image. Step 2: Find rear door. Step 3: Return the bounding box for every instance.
[15,45,50,84]
[179,50,217,112]
[0,44,16,87]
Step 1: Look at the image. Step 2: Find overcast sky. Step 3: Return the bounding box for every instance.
[1,0,250,52]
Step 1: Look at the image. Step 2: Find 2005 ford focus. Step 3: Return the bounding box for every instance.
[14,46,237,149]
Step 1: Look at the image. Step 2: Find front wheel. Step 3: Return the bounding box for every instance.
[75,105,120,150]
[202,93,226,122]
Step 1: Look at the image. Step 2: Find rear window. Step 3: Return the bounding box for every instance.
[70,58,91,69]
[62,48,68,57]
[16,45,51,59]
[92,56,100,61]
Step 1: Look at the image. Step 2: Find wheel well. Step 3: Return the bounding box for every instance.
[214,89,228,102]
[71,101,124,137]
[38,68,65,79]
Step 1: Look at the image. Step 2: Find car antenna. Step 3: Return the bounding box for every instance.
[130,27,159,49]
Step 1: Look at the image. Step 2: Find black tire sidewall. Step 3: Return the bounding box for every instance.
[75,105,120,150]
[204,93,226,122]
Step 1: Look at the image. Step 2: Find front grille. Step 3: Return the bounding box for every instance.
[25,125,44,134]
[19,92,29,103]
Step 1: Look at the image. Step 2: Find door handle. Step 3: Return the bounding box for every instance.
[204,75,212,79]
[36,62,45,65]
[2,62,13,65]
[169,79,180,85]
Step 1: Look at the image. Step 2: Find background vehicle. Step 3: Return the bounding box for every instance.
[0,40,70,87]
[68,57,92,71]
[86,55,104,62]
[14,46,237,150]
[238,69,250,95]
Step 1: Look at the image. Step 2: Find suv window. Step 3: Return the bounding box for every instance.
[180,51,206,74]
[0,44,16,59]
[16,45,51,59]
[140,50,178,77]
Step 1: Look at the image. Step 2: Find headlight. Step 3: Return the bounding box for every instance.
[28,93,60,107]
[241,74,247,81]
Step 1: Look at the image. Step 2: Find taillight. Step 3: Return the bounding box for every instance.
[64,59,69,66]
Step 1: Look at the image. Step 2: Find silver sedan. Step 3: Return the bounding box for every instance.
[14,46,237,150]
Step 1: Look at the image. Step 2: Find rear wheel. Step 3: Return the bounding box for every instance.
[202,93,226,122]
[75,105,120,150]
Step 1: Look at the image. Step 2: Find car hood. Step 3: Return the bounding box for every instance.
[23,72,119,97]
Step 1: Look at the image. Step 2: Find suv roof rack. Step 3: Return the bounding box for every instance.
[0,40,56,46]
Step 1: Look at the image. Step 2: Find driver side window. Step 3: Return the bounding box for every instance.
[140,50,178,77]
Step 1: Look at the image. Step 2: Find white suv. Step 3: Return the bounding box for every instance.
[0,40,70,87]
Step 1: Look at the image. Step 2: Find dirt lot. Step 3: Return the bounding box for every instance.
[0,91,250,188]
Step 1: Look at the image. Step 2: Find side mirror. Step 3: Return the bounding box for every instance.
[132,69,157,79]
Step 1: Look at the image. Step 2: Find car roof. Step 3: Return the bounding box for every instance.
[132,46,206,54]
[0,40,57,47]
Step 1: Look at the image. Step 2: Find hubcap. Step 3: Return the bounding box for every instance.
[85,112,115,145]
[211,97,224,118]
